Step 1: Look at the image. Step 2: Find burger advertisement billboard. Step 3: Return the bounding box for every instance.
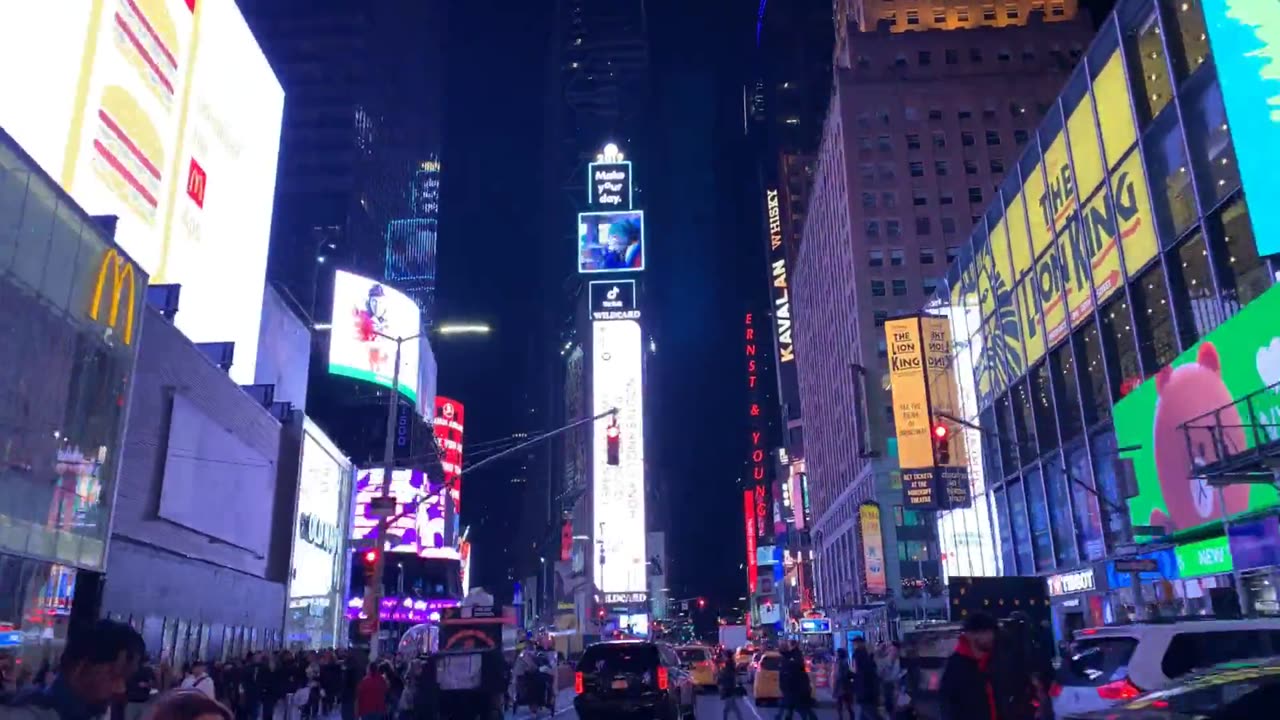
[328,270,423,404]
[0,0,284,385]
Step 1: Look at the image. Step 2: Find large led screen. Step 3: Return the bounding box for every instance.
[578,210,645,273]
[0,1,284,385]
[292,422,348,599]
[328,270,422,404]
[351,468,448,555]
[592,320,647,593]
[1115,283,1280,539]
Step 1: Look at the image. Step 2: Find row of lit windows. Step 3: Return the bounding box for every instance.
[857,129,1032,155]
[876,1,1070,29]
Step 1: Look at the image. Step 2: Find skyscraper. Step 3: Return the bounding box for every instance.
[240,0,446,326]
[792,1,1094,624]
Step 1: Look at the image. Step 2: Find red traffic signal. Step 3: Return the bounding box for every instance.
[363,549,380,565]
[697,597,706,609]
[932,421,951,465]
[606,422,621,466]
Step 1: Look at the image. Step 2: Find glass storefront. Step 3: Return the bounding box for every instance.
[927,0,1278,585]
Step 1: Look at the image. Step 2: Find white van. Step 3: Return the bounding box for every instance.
[1053,618,1280,717]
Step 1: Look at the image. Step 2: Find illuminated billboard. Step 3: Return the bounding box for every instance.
[578,210,645,273]
[589,280,640,321]
[351,468,448,555]
[592,319,647,594]
[432,397,464,531]
[328,269,422,404]
[0,0,285,385]
[292,421,348,600]
[587,161,632,208]
[1201,0,1280,257]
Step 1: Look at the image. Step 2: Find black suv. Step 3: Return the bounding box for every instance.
[573,640,696,719]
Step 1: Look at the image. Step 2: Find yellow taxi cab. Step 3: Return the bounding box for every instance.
[733,645,756,674]
[676,645,718,691]
[752,651,785,705]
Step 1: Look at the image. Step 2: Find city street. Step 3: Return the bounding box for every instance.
[514,687,848,719]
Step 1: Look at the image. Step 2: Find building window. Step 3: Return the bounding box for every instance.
[878,135,892,150]
[865,219,881,238]
[985,130,1001,146]
[946,245,961,263]
[1030,362,1060,452]
[1045,461,1080,568]
[869,250,884,267]
[874,310,889,327]
[933,132,946,149]
[964,160,979,175]
[1051,342,1084,443]
[1143,112,1198,243]
[882,192,897,208]
[970,48,983,62]
[920,248,936,265]
[1022,48,1036,62]
[1006,480,1036,574]
[860,163,876,181]
[862,192,876,209]
[918,50,932,65]
[923,277,940,295]
[871,280,886,297]
[990,159,1006,174]
[1183,76,1242,206]
[983,7,998,22]
[1164,0,1212,81]
[1168,232,1224,347]
[935,160,949,176]
[887,219,902,237]
[912,192,928,207]
[957,8,970,22]
[941,218,958,234]
[916,216,931,235]
[1132,265,1179,373]
[879,163,896,181]
[906,9,920,25]
[909,161,925,177]
[1208,197,1271,312]
[857,112,872,128]
[905,106,920,122]
[958,109,973,121]
[1024,467,1055,572]
[877,110,891,126]
[892,279,908,296]
[1007,3,1020,19]
[968,187,984,204]
[998,50,1012,62]
[961,131,976,147]
[1014,129,1029,144]
[1125,7,1174,126]
[890,248,905,266]
[933,9,947,24]
[860,136,874,151]
[1073,322,1112,424]
[940,194,955,206]
[907,134,921,150]
[878,338,889,357]
[929,108,943,121]
[945,49,959,65]
[894,54,908,68]
[1099,295,1142,402]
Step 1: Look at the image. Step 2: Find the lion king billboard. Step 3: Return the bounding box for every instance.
[1115,283,1280,539]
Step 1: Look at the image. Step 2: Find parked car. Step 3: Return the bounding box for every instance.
[1067,656,1280,719]
[574,640,696,720]
[1053,618,1280,717]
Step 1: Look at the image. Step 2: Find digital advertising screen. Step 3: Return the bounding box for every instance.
[0,0,284,385]
[592,320,647,594]
[587,161,632,209]
[578,210,644,273]
[292,422,348,599]
[328,270,422,404]
[432,397,464,536]
[351,468,448,555]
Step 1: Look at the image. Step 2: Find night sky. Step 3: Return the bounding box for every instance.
[437,0,759,606]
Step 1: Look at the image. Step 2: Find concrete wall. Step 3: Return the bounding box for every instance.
[104,307,287,632]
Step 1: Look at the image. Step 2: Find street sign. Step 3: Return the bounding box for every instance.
[1132,525,1168,537]
[1114,558,1159,573]
[369,495,396,518]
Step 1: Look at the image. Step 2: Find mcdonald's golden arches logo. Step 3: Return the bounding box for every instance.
[89,248,137,345]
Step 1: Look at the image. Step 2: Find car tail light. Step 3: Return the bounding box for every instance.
[657,666,669,690]
[1049,682,1063,699]
[1097,678,1141,701]
[574,672,584,694]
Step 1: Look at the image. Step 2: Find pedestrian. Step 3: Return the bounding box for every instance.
[260,655,284,720]
[354,664,388,720]
[147,688,234,720]
[939,612,998,720]
[832,649,855,720]
[717,651,746,720]
[0,619,145,720]
[777,646,818,720]
[851,637,882,720]
[181,662,217,701]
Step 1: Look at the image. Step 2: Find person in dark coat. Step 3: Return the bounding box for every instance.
[939,613,999,720]
[777,647,817,720]
[851,637,882,720]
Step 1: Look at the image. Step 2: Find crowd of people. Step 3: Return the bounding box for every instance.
[0,620,428,720]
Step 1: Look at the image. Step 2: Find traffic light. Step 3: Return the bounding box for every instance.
[363,548,380,566]
[932,421,950,465]
[697,597,706,610]
[606,422,621,466]
[362,548,380,581]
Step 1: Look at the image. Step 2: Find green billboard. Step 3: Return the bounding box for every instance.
[1115,284,1280,538]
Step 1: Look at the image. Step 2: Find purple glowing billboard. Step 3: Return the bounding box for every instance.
[352,468,448,554]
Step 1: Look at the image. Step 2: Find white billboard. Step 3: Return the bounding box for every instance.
[292,421,348,599]
[328,270,423,404]
[0,1,284,385]
[592,320,647,594]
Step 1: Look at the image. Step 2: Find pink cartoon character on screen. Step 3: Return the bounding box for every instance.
[1148,342,1251,532]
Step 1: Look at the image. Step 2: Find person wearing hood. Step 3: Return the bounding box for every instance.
[939,613,999,720]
